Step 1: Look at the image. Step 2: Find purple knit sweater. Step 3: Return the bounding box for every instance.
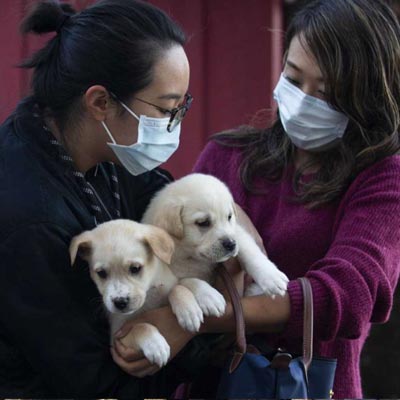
[193,141,400,398]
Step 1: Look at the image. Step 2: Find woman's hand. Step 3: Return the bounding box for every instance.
[111,306,196,377]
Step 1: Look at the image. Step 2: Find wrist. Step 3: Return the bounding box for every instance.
[198,301,235,334]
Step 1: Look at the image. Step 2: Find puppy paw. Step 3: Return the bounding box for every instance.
[179,278,226,318]
[171,299,204,333]
[169,284,204,332]
[140,333,170,368]
[133,324,170,368]
[255,267,289,298]
[196,287,226,317]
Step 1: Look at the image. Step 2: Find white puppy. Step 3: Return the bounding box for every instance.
[142,173,289,332]
[69,219,178,367]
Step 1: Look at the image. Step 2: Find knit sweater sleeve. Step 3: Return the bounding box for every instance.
[284,156,400,341]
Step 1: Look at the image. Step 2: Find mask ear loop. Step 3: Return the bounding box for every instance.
[101,121,116,144]
[119,101,140,122]
[107,91,140,122]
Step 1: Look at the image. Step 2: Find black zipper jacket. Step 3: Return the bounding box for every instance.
[0,98,192,398]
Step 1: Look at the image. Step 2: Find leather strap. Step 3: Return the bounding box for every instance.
[217,264,246,372]
[299,277,313,370]
[217,265,314,372]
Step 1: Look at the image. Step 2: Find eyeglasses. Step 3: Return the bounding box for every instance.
[134,93,193,132]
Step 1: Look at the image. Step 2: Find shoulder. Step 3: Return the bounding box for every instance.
[335,154,400,222]
[0,157,78,241]
[193,139,244,179]
[363,154,400,177]
[194,125,263,177]
[0,117,82,240]
[347,154,400,196]
[193,138,252,206]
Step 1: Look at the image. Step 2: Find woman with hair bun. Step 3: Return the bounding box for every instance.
[0,0,194,397]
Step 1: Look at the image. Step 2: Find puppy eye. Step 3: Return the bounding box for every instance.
[129,264,142,275]
[228,213,233,221]
[96,269,108,280]
[195,219,211,228]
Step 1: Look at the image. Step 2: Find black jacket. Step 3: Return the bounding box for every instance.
[0,99,189,398]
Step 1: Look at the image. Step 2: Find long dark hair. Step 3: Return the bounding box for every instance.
[215,0,400,208]
[20,0,186,133]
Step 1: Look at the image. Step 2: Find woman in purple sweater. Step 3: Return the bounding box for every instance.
[112,0,400,397]
[191,0,400,397]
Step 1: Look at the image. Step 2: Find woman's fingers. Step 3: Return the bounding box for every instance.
[113,338,143,362]
[114,323,133,339]
[110,346,157,377]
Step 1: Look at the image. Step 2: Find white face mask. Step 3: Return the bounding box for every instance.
[101,101,180,176]
[273,74,349,150]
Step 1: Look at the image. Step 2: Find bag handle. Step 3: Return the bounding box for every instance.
[217,265,314,372]
[299,276,313,370]
[217,264,247,372]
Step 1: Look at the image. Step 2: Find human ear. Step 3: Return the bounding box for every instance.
[83,85,115,122]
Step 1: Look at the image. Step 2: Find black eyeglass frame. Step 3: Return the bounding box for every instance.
[133,93,193,132]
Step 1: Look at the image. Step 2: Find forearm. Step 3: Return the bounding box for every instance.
[200,293,291,334]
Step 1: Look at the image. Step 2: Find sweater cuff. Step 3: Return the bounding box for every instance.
[282,279,304,339]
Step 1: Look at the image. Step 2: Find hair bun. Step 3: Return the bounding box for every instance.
[20,1,76,35]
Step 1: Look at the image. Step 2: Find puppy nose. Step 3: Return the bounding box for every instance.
[113,297,129,311]
[221,238,236,252]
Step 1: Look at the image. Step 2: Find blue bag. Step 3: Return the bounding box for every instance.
[216,270,337,399]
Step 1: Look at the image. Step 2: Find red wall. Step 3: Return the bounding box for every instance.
[0,0,283,177]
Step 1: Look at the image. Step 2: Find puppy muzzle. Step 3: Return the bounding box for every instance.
[108,294,145,314]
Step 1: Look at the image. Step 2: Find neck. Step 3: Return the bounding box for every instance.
[294,148,319,173]
[45,117,107,173]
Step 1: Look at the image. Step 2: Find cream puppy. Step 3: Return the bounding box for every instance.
[69,219,178,367]
[142,173,289,332]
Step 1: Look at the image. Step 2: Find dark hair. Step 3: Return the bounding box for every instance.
[20,0,186,132]
[215,0,400,208]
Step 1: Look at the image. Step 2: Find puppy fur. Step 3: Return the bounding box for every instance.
[142,173,289,332]
[69,219,178,367]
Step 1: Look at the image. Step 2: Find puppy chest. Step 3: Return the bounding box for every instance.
[143,284,171,310]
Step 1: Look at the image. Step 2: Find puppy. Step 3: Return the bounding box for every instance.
[142,173,289,332]
[69,219,178,367]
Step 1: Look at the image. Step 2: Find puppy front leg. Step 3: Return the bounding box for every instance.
[168,284,204,333]
[180,278,226,318]
[244,282,265,297]
[120,322,170,368]
[236,225,289,297]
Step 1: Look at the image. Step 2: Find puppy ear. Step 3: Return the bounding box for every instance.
[150,203,184,239]
[69,232,92,266]
[144,226,175,265]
